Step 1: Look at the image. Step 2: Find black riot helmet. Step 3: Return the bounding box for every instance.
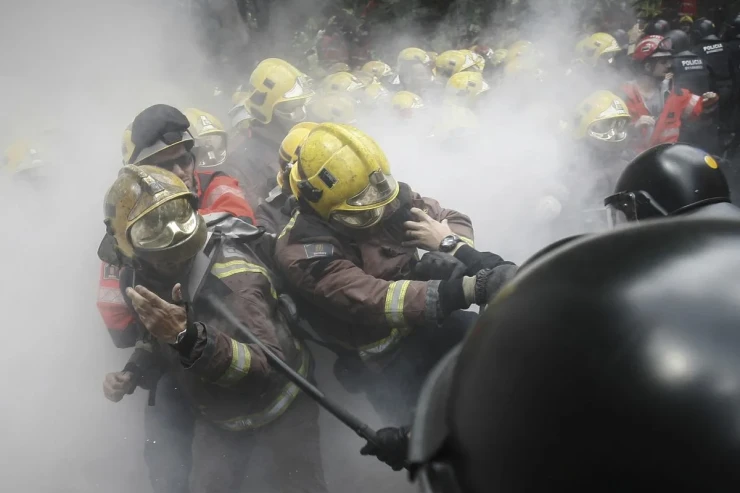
[727,14,740,39]
[604,143,729,224]
[409,219,740,492]
[644,18,671,36]
[612,29,629,49]
[666,29,691,52]
[692,18,719,42]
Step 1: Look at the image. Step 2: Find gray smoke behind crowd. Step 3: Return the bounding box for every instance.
[0,1,630,492]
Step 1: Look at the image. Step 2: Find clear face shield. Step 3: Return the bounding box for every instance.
[330,171,398,229]
[604,191,670,227]
[194,134,227,168]
[129,198,206,276]
[588,118,629,144]
[274,77,311,125]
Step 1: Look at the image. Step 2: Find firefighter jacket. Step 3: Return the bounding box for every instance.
[122,239,310,432]
[274,183,474,366]
[97,170,255,348]
[620,81,703,152]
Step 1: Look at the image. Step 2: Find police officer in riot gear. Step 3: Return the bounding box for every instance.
[665,29,718,151]
[604,143,740,222]
[644,17,671,37]
[361,218,740,490]
[692,18,735,149]
[409,218,740,491]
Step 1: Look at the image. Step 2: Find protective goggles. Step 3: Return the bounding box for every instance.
[331,206,385,229]
[604,190,670,227]
[148,150,195,172]
[194,134,227,168]
[347,171,398,207]
[130,198,198,251]
[588,118,629,142]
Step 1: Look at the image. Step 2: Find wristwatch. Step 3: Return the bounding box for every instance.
[439,234,462,253]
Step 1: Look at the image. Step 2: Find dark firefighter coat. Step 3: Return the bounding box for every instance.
[97,170,255,348]
[121,238,309,432]
[274,183,474,367]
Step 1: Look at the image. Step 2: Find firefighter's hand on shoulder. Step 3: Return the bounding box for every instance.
[702,91,719,107]
[360,426,410,471]
[403,207,453,251]
[103,371,135,403]
[635,115,656,129]
[415,251,468,281]
[126,284,186,344]
[473,265,518,304]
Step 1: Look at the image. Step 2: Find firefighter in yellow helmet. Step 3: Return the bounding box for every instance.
[574,32,623,68]
[391,91,425,119]
[275,124,513,424]
[306,92,358,124]
[397,47,437,96]
[444,71,490,110]
[537,91,633,234]
[182,108,228,168]
[318,71,367,94]
[256,122,318,235]
[120,104,254,219]
[361,60,400,90]
[433,50,485,83]
[229,58,315,204]
[100,165,327,493]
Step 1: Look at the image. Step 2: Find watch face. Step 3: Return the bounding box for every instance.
[440,235,460,251]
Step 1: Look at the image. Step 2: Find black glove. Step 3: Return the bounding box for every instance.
[474,265,518,305]
[360,426,409,471]
[414,251,468,281]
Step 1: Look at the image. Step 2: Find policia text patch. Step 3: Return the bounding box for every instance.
[304,243,335,259]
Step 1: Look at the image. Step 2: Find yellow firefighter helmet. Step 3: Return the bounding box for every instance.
[103,165,205,267]
[182,108,228,168]
[444,71,490,108]
[397,47,433,67]
[277,122,319,189]
[574,33,623,66]
[505,40,534,63]
[391,91,425,118]
[572,90,631,143]
[242,58,314,125]
[319,71,367,94]
[306,93,358,124]
[290,123,399,229]
[433,50,483,80]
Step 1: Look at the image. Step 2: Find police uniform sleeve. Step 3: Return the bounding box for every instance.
[183,264,282,390]
[411,193,475,248]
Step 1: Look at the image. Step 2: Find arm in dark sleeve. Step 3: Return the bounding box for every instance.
[179,269,283,391]
[454,244,517,276]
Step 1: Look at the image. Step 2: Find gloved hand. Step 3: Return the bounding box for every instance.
[473,265,518,305]
[103,371,136,403]
[635,115,656,129]
[360,426,410,471]
[415,251,468,281]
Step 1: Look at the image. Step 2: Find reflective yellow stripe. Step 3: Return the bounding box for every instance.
[358,328,404,362]
[460,236,475,248]
[358,280,412,362]
[214,341,310,431]
[211,260,277,299]
[384,280,410,330]
[278,211,299,240]
[215,339,252,387]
